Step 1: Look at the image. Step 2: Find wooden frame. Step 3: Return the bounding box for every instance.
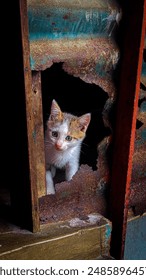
[11,0,146,258]
[21,0,41,232]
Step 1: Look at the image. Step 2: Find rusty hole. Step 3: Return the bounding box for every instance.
[136,119,144,129]
[63,14,70,20]
[41,62,109,172]
[140,83,146,91]
[40,63,112,224]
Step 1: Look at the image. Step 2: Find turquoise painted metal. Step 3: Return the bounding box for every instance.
[142,61,146,76]
[141,37,146,78]
[28,7,111,40]
[27,0,121,96]
[124,214,146,260]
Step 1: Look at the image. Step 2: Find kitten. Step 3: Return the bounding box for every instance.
[44,99,91,194]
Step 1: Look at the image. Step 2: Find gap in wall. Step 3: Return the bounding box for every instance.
[41,62,110,172]
[39,62,112,224]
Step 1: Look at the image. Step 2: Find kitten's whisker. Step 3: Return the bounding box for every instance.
[80,150,86,155]
[82,142,89,147]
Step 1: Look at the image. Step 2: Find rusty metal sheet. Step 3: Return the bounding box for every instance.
[27,1,121,209]
[27,0,121,97]
[39,165,107,224]
[27,2,121,207]
[30,37,118,97]
[28,1,119,40]
[129,51,146,216]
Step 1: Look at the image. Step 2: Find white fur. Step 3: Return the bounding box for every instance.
[46,170,55,195]
[45,100,91,195]
[45,120,83,194]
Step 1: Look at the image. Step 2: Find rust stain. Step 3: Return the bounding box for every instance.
[30,37,118,98]
[39,165,107,224]
[130,92,146,216]
[63,14,70,20]
[97,135,112,191]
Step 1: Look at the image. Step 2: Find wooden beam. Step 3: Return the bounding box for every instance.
[32,71,46,197]
[19,0,40,232]
[109,0,146,259]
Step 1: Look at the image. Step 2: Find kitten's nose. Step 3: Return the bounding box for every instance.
[55,142,63,150]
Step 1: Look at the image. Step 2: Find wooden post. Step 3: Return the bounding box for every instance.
[18,0,40,232]
[32,71,46,198]
[110,0,146,259]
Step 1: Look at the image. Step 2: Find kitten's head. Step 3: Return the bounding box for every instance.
[46,99,91,151]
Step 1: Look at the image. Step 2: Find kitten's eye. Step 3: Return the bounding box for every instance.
[65,135,72,141]
[52,131,58,138]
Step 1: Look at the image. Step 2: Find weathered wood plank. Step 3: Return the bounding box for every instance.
[19,0,40,232]
[109,0,146,259]
[0,214,111,260]
[32,71,46,197]
[124,213,146,260]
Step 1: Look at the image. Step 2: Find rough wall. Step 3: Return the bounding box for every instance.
[27,0,122,223]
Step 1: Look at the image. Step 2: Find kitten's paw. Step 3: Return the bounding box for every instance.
[66,172,77,181]
[46,171,55,195]
[66,174,72,181]
[65,166,78,181]
[47,186,55,195]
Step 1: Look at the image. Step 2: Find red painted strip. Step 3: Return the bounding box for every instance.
[109,0,146,259]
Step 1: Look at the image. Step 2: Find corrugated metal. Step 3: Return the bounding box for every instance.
[27,1,121,205]
[27,0,121,97]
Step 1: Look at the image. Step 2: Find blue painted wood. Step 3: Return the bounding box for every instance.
[124,214,146,260]
[28,7,111,40]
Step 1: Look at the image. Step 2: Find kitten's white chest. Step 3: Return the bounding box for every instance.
[46,145,80,169]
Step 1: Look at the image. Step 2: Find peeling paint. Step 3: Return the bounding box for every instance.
[28,8,111,40]
[105,223,112,241]
[27,0,120,91]
[141,128,146,140]
[142,60,146,77]
[30,55,35,69]
[140,101,146,112]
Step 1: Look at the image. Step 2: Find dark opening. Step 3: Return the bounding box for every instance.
[41,62,109,171]
[136,119,144,129]
[140,83,146,91]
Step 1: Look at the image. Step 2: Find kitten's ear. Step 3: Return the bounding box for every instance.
[49,99,63,121]
[78,113,91,132]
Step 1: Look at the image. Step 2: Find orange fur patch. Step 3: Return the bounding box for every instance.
[69,119,85,139]
[56,112,63,122]
[48,99,90,140]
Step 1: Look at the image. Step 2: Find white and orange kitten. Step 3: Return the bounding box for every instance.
[45,99,91,194]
